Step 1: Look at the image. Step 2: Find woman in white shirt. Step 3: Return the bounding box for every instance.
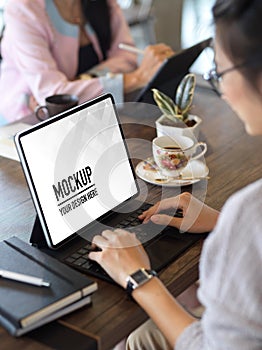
[89,0,262,349]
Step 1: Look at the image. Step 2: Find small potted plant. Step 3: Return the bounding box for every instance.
[152,73,202,139]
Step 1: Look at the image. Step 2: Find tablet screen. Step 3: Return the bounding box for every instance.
[15,95,138,248]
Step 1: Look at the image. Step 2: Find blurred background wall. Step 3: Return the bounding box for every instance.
[118,0,215,73]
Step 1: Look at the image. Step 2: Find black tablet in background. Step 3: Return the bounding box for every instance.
[125,37,212,105]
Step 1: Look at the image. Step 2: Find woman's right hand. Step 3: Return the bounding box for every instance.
[124,43,175,93]
[139,192,220,233]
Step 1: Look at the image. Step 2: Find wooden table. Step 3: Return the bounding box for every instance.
[1,84,262,349]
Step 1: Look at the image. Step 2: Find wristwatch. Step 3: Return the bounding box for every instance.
[126,268,157,297]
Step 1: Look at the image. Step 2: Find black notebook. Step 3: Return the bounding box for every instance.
[0,237,97,337]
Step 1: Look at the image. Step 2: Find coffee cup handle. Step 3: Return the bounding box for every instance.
[35,105,49,121]
[191,142,207,161]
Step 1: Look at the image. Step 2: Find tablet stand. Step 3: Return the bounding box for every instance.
[30,215,49,248]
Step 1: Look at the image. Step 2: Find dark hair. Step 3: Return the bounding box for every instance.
[212,0,262,92]
[81,0,111,60]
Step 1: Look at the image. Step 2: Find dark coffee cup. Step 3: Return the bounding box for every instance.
[35,94,79,121]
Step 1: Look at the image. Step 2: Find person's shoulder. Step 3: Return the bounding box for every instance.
[6,0,45,12]
[6,0,45,18]
[200,180,262,284]
[6,0,43,7]
[208,179,262,246]
[107,0,122,10]
[217,178,262,247]
[107,0,120,6]
[226,179,262,215]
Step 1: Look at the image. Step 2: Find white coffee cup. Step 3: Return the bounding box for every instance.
[152,135,207,177]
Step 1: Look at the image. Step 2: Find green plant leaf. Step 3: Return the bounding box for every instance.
[175,73,196,116]
[152,88,178,117]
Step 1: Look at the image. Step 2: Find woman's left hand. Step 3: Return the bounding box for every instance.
[89,229,150,288]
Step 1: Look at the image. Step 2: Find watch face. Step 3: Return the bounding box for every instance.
[130,269,149,285]
[127,269,156,295]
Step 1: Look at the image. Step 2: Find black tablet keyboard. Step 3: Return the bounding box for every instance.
[63,203,186,282]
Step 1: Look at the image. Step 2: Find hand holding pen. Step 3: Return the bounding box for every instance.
[118,42,175,92]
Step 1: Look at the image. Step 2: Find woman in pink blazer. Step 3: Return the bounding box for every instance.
[0,0,173,122]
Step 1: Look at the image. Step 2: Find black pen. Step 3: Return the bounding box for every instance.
[0,269,51,288]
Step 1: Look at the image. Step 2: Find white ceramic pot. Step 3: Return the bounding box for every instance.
[155,114,202,140]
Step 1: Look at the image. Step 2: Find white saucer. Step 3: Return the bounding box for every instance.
[135,157,209,187]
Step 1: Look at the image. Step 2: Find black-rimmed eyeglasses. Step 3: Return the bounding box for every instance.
[203,63,245,96]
